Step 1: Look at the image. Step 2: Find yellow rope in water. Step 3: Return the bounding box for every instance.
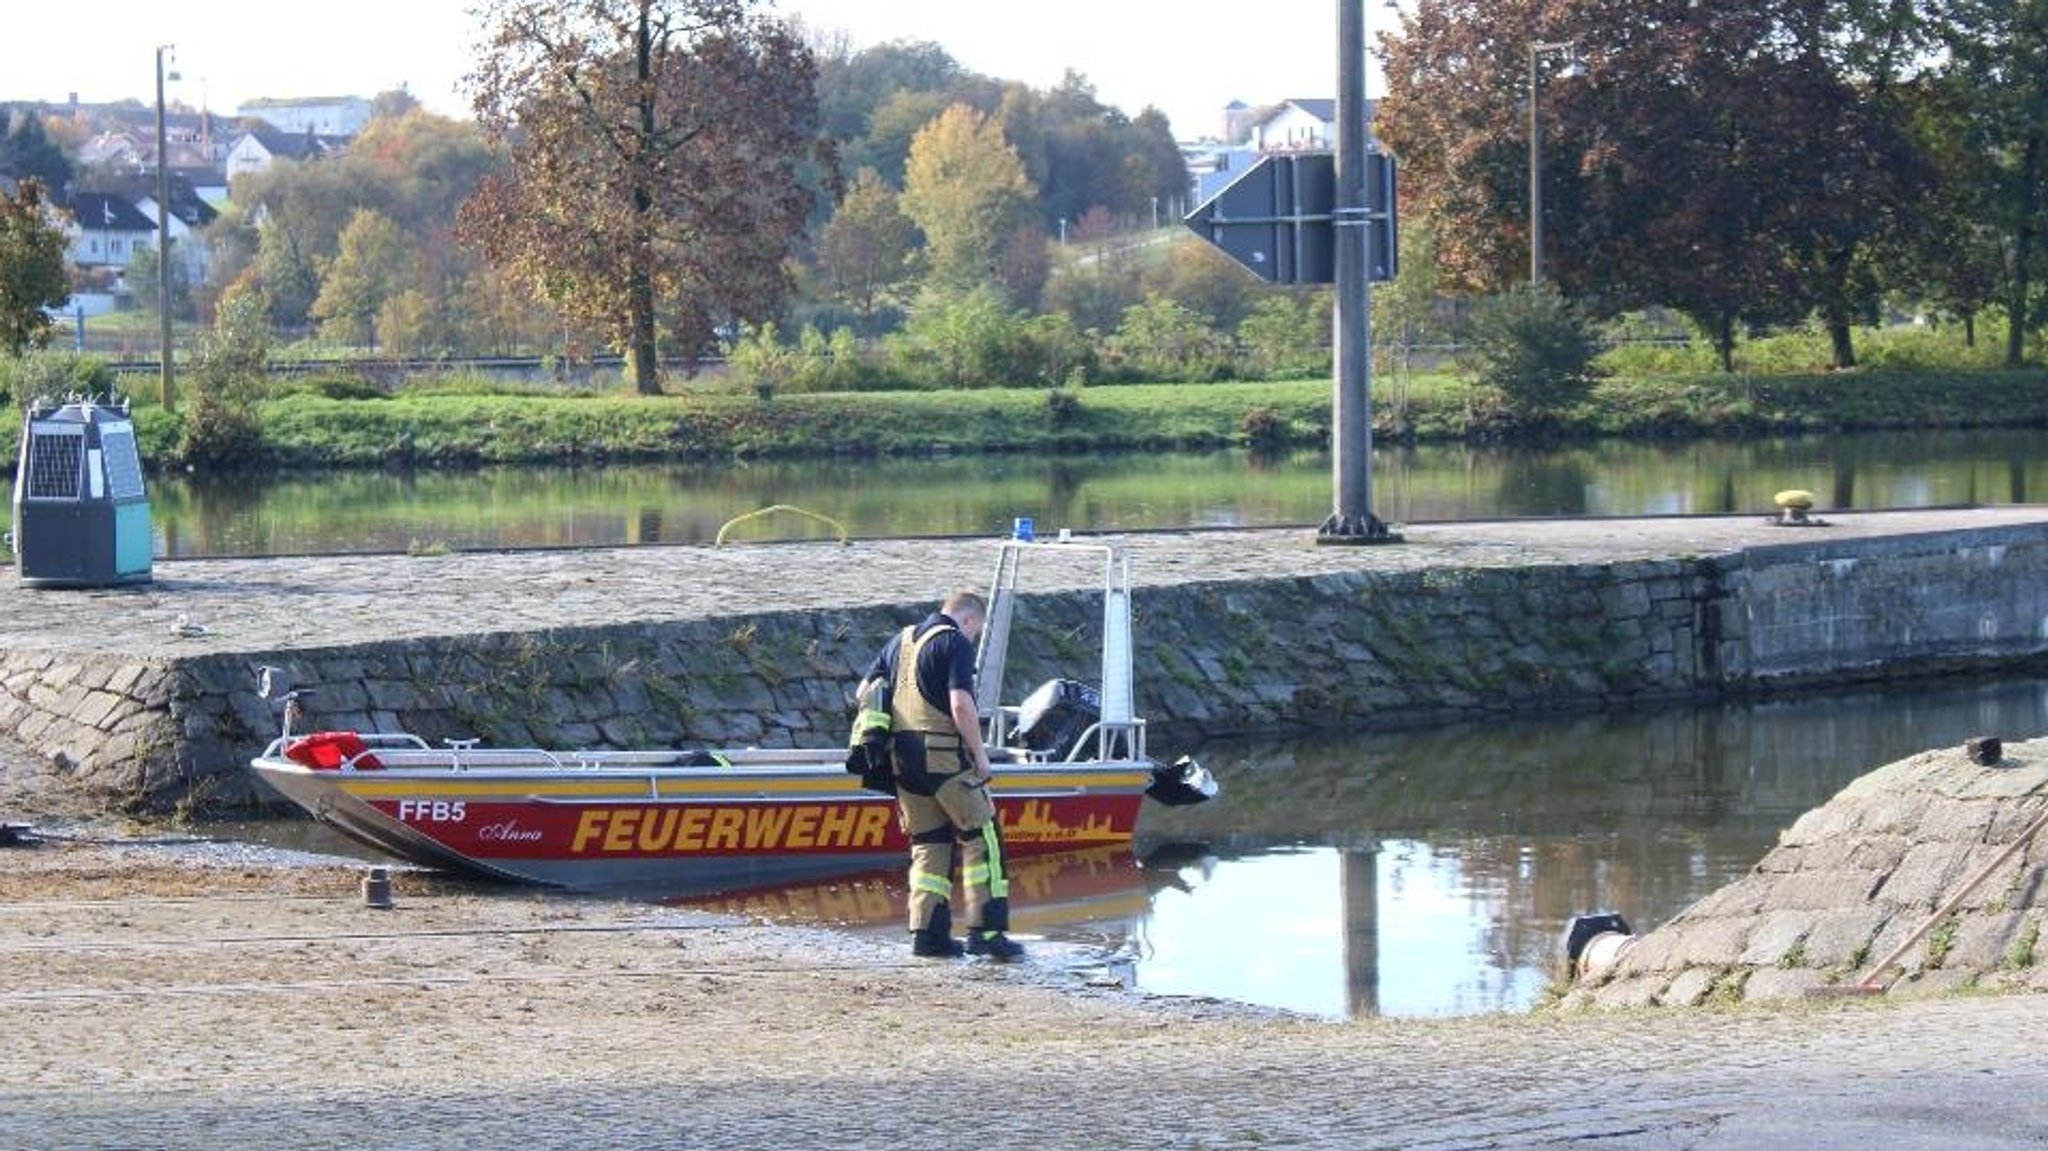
[714,504,850,547]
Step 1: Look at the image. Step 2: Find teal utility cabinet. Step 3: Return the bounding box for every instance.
[9,398,153,588]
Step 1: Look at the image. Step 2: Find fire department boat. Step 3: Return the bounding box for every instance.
[247,537,1216,890]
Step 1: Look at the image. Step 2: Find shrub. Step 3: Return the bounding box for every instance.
[727,320,797,400]
[1,350,120,411]
[1106,295,1235,383]
[176,283,270,469]
[1241,405,1286,448]
[1459,285,1602,419]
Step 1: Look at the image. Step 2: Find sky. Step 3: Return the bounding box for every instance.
[6,0,1377,141]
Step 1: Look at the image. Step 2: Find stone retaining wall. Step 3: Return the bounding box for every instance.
[6,522,2048,813]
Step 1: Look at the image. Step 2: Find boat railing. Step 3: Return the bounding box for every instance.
[1060,718,1146,764]
[306,742,852,775]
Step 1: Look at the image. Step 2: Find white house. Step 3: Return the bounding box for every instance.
[135,176,220,286]
[1251,99,1340,151]
[234,95,371,137]
[1190,98,1386,205]
[224,124,343,180]
[62,192,157,279]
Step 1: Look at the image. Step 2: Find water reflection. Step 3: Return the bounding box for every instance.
[209,676,2048,1018]
[658,677,2048,1019]
[146,428,2048,556]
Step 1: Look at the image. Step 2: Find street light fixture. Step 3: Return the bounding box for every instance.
[1527,40,1574,286]
[154,43,179,412]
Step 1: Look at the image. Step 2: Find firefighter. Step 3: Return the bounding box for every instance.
[865,588,1024,960]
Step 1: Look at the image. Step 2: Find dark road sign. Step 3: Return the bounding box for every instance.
[1185,153,1336,284]
[1186,151,1397,285]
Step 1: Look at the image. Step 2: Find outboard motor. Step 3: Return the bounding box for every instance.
[1145,755,1219,807]
[1013,678,1102,758]
[1012,677,1217,805]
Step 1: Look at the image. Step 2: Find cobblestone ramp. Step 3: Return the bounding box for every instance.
[1564,737,2048,1008]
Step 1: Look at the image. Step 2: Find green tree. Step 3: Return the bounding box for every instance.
[254,218,323,331]
[126,242,194,323]
[1460,284,1603,420]
[1148,238,1259,331]
[1929,0,2048,366]
[1885,74,2007,345]
[370,88,423,121]
[816,167,916,319]
[313,208,409,347]
[231,110,505,348]
[0,179,71,357]
[0,108,73,189]
[463,0,828,392]
[899,103,1038,294]
[811,37,967,180]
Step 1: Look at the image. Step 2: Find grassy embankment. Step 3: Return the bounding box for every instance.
[8,338,2048,471]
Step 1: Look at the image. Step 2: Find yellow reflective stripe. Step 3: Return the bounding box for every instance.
[980,822,1009,899]
[962,863,991,885]
[911,873,954,898]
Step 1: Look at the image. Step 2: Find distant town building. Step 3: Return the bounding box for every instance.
[224,124,346,179]
[61,191,156,273]
[1187,98,1382,206]
[234,95,372,137]
[1252,98,1341,151]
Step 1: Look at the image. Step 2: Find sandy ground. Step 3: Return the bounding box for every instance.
[4,831,2048,1151]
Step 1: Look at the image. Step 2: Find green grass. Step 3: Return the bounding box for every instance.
[6,331,2048,472]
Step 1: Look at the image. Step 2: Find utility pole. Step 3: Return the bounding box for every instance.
[1320,0,1399,544]
[155,44,177,413]
[1528,41,1573,286]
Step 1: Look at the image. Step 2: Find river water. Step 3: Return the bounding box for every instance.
[149,428,2048,555]
[220,675,2048,1019]
[163,427,2048,1016]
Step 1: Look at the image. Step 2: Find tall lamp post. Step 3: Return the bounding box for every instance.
[154,44,178,412]
[1527,40,1573,286]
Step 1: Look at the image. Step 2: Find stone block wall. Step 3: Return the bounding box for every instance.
[6,526,2048,814]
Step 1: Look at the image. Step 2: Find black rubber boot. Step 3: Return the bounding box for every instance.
[966,930,1024,961]
[911,903,964,958]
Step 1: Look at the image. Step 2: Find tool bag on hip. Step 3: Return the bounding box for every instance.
[845,673,897,795]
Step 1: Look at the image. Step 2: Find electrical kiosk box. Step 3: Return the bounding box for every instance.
[9,397,153,588]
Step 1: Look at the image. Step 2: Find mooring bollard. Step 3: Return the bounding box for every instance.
[361,866,395,909]
[1966,736,2004,766]
[1561,911,1636,981]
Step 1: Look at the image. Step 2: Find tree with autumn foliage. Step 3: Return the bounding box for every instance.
[461,0,829,392]
[815,167,916,320]
[1377,0,1925,371]
[900,103,1040,298]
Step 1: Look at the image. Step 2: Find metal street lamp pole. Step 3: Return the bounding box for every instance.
[1319,0,1398,544]
[1528,41,1572,286]
[155,44,176,413]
